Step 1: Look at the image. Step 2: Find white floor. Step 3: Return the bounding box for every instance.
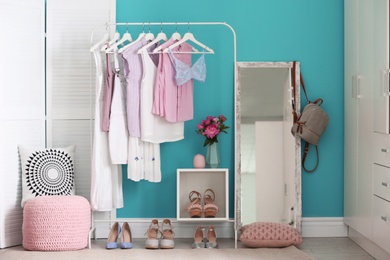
[0,237,376,260]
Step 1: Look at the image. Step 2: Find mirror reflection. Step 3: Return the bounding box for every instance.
[236,62,301,230]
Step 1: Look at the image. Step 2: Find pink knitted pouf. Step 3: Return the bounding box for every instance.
[22,195,90,251]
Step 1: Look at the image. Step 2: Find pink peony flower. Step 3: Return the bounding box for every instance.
[203,124,220,139]
[197,123,204,130]
[196,115,229,146]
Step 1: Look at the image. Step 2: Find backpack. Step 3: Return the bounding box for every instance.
[291,62,329,172]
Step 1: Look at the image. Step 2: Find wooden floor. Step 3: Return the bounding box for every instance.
[0,237,376,260]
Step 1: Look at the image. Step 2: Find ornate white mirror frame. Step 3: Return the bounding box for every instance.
[234,62,302,245]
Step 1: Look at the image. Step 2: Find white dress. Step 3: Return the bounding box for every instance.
[138,45,165,182]
[139,46,184,144]
[90,48,123,211]
[108,49,128,164]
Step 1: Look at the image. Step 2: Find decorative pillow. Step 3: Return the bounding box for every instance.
[239,222,302,248]
[18,145,76,207]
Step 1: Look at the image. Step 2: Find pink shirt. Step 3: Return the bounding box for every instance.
[152,38,194,122]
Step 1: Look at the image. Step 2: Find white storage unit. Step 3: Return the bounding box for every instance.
[345,0,390,259]
[0,0,114,248]
[177,168,229,222]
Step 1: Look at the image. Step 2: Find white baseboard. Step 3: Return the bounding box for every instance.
[301,217,348,237]
[92,217,348,239]
[92,218,235,239]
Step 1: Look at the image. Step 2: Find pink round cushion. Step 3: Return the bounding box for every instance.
[22,195,90,251]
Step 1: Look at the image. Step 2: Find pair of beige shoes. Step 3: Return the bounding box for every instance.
[192,225,218,249]
[145,219,174,249]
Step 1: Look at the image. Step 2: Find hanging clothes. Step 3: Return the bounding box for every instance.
[152,38,194,123]
[90,48,123,211]
[122,37,147,138]
[133,43,163,182]
[101,48,115,132]
[121,36,148,181]
[108,49,128,164]
[139,42,185,143]
[167,48,206,85]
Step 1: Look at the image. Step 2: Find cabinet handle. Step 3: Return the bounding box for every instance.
[352,75,361,99]
[382,182,388,187]
[381,69,390,96]
[381,216,388,222]
[381,148,390,153]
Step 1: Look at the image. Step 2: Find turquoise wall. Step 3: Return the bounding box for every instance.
[116,0,344,218]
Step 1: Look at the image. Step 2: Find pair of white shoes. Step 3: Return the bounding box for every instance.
[106,222,133,249]
[145,219,175,249]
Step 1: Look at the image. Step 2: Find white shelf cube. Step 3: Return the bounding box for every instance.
[177,168,229,222]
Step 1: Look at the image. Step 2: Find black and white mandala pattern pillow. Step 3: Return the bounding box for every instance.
[18,145,76,207]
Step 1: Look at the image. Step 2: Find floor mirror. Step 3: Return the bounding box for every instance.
[234,62,302,244]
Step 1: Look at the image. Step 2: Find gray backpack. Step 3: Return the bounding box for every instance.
[291,63,329,172]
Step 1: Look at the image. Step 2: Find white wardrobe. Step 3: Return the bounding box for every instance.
[0,0,114,248]
[344,0,390,259]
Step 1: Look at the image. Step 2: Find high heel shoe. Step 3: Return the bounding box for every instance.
[203,189,219,218]
[205,225,218,249]
[192,225,205,249]
[106,222,121,249]
[119,222,133,249]
[160,219,175,249]
[187,191,202,218]
[145,219,160,249]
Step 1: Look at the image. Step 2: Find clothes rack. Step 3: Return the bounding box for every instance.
[88,21,238,248]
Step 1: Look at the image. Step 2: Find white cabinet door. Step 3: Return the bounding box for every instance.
[356,0,374,240]
[344,0,359,230]
[344,0,374,240]
[0,0,45,248]
[373,0,390,134]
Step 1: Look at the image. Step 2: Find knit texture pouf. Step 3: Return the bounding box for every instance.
[22,195,90,251]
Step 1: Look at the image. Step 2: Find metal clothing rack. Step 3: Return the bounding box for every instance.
[90,22,236,61]
[88,21,238,248]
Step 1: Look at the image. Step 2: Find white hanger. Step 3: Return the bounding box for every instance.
[152,32,179,53]
[106,25,133,52]
[153,35,200,54]
[118,32,145,53]
[163,32,214,54]
[90,32,109,52]
[171,31,181,41]
[120,23,155,54]
[171,23,182,41]
[152,24,199,54]
[101,31,120,51]
[143,23,155,42]
[137,28,168,54]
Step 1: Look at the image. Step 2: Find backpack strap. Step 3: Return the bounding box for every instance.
[300,71,310,104]
[291,61,298,123]
[291,61,311,123]
[302,141,319,173]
